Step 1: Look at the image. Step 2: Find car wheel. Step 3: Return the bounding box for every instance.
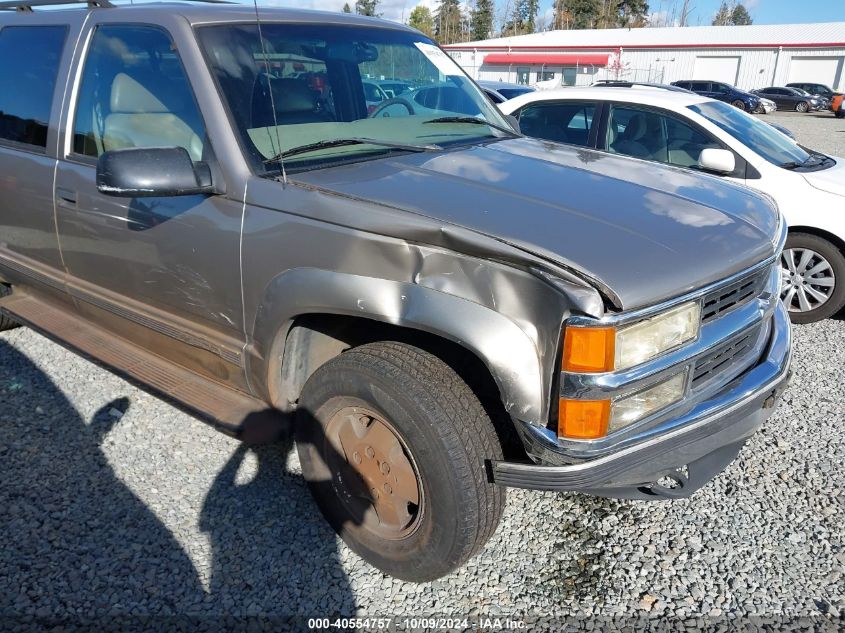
[795,101,809,113]
[296,341,505,582]
[0,285,20,332]
[836,110,845,119]
[780,233,845,323]
[731,99,747,111]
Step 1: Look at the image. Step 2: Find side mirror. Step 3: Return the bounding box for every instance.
[698,148,736,174]
[505,114,521,134]
[97,147,216,198]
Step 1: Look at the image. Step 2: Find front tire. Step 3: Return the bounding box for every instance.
[796,101,810,113]
[781,232,845,323]
[296,341,505,582]
[732,99,747,111]
[835,110,845,119]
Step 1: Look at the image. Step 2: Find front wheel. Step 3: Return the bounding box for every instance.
[732,99,747,111]
[780,232,845,323]
[796,101,810,113]
[296,341,505,582]
[835,110,845,119]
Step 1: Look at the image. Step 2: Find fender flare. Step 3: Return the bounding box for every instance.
[248,268,547,424]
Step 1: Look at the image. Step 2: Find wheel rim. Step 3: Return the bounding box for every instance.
[780,247,836,313]
[325,406,423,540]
[797,102,808,112]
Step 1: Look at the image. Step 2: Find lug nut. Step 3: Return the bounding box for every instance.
[384,483,392,494]
[365,446,375,459]
[380,462,390,475]
[353,451,361,464]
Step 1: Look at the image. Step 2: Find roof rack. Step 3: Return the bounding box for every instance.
[0,0,233,10]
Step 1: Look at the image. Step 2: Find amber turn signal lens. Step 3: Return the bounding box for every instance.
[558,398,610,439]
[562,326,615,373]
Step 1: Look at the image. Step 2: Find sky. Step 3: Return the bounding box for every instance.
[238,0,845,30]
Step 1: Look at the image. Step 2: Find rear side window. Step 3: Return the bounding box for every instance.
[517,101,596,148]
[0,25,67,149]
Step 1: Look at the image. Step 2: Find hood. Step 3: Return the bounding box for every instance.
[804,156,845,197]
[293,138,779,311]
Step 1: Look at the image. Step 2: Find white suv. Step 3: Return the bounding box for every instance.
[500,85,845,323]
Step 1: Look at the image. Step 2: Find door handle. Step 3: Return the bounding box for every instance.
[56,188,77,206]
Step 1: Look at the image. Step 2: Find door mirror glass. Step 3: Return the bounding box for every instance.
[698,148,736,174]
[97,147,215,198]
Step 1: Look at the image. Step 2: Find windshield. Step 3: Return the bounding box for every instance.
[689,100,812,168]
[198,24,513,173]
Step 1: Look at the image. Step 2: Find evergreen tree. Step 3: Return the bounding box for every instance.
[471,0,494,40]
[713,1,752,25]
[355,0,380,17]
[342,2,352,11]
[731,3,752,25]
[408,5,435,37]
[567,0,600,29]
[435,0,463,44]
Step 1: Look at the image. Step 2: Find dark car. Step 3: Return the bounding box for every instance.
[593,80,693,93]
[671,80,762,112]
[786,82,842,101]
[477,80,535,101]
[752,87,823,112]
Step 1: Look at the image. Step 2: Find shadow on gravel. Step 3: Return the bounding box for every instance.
[0,340,358,622]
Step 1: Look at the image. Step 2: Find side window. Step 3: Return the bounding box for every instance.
[663,115,721,168]
[607,105,721,169]
[0,25,67,149]
[72,25,205,161]
[607,106,666,161]
[517,102,596,147]
[690,82,710,92]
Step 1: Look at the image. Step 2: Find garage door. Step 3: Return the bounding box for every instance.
[788,57,843,87]
[693,56,740,84]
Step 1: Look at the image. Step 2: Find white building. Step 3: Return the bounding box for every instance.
[443,22,845,91]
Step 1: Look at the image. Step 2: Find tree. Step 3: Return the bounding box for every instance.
[408,5,435,37]
[731,3,752,25]
[502,0,540,35]
[552,0,648,30]
[342,2,352,11]
[471,0,495,40]
[435,0,464,44]
[713,1,753,26]
[355,0,380,17]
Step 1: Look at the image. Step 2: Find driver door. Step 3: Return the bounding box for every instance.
[54,22,246,385]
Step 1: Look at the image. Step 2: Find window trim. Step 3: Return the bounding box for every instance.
[0,24,70,154]
[65,21,210,165]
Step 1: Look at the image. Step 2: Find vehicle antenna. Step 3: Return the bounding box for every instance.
[252,0,287,185]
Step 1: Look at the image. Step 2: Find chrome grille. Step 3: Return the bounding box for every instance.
[692,325,761,388]
[701,269,768,323]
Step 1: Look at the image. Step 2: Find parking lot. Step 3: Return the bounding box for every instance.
[0,112,843,629]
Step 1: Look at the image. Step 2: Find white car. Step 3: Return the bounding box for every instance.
[500,85,845,323]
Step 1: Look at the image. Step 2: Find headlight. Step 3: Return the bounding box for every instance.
[562,301,701,373]
[558,371,688,439]
[615,302,701,370]
[609,371,687,432]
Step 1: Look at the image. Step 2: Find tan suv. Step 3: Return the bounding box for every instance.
[0,1,790,581]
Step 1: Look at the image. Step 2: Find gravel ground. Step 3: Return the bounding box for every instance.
[1,117,844,630]
[757,109,845,156]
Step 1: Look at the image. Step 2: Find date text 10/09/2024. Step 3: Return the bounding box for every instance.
[307,618,528,630]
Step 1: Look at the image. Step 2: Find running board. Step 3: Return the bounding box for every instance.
[0,292,287,442]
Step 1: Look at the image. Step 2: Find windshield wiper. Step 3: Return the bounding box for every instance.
[423,116,521,138]
[779,161,803,170]
[265,137,442,163]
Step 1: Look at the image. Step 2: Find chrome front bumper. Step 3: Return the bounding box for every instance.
[492,300,792,499]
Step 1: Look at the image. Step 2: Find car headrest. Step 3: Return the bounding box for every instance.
[267,77,317,114]
[623,113,648,141]
[110,73,168,114]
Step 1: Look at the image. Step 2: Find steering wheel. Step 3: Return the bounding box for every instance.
[369,98,415,118]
